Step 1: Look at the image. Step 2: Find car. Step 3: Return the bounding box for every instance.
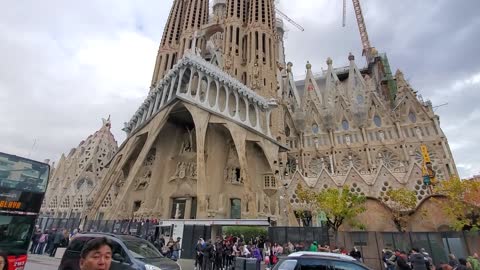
[272,251,372,270]
[58,232,181,270]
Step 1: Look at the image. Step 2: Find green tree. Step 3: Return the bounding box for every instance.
[434,176,480,231]
[297,184,366,234]
[222,226,267,242]
[384,188,417,232]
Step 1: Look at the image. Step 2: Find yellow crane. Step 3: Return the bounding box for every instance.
[342,0,376,63]
[421,144,437,192]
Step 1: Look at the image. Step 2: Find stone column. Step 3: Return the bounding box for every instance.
[185,105,210,219]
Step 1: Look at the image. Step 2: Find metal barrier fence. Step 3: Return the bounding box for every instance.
[268,226,330,246]
[36,217,159,239]
[36,217,480,270]
[336,231,480,270]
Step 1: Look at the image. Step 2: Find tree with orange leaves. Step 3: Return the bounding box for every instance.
[434,176,480,231]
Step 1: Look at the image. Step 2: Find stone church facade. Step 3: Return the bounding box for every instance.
[52,0,455,231]
[41,118,118,219]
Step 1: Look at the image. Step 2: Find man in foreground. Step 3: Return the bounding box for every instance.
[80,238,113,270]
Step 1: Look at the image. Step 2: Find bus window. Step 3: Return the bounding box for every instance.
[0,215,36,255]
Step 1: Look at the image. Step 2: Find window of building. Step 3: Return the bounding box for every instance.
[374,115,382,127]
[409,111,417,123]
[230,199,241,219]
[170,198,186,219]
[312,124,319,134]
[264,174,276,188]
[356,95,364,104]
[342,120,349,131]
[190,197,197,219]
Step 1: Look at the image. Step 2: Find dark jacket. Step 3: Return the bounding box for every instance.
[448,259,459,268]
[53,231,64,245]
[410,253,427,270]
[203,243,214,259]
[396,255,411,270]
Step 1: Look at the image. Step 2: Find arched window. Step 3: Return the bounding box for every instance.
[312,124,319,134]
[374,115,382,127]
[285,126,291,137]
[408,111,417,123]
[356,95,364,104]
[342,120,349,131]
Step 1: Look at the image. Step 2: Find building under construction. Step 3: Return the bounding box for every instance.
[43,0,458,233]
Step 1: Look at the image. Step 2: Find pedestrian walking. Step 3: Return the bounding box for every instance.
[50,229,66,257]
[36,230,49,255]
[30,229,41,254]
[45,228,56,255]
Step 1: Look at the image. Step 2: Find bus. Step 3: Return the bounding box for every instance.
[0,152,50,270]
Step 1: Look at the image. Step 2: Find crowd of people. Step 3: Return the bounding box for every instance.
[29,226,81,257]
[382,248,480,270]
[147,234,364,270]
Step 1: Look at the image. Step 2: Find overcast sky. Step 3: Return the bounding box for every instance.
[1,0,479,178]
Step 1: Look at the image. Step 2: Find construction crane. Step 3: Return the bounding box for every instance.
[275,8,305,32]
[342,0,375,63]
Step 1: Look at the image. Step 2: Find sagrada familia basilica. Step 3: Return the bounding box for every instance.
[42,0,457,231]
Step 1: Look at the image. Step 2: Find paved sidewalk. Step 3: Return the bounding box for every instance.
[25,254,61,270]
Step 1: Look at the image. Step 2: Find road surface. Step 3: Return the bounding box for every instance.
[25,254,60,270]
[24,255,197,270]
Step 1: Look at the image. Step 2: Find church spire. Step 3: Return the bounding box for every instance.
[150,0,185,89]
[178,0,210,59]
[245,0,277,98]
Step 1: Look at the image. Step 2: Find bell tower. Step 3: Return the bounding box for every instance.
[222,0,249,83]
[178,0,210,59]
[150,0,185,88]
[246,0,278,98]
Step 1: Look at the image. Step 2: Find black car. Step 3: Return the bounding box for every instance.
[58,232,180,270]
[272,251,373,270]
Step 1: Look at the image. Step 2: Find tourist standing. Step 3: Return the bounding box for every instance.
[350,247,362,262]
[194,238,204,270]
[36,230,49,255]
[410,248,428,270]
[202,240,214,270]
[396,251,411,270]
[50,229,65,257]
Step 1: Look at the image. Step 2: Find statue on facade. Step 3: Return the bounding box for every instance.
[263,194,271,215]
[252,60,261,90]
[345,134,351,145]
[224,52,233,74]
[181,127,195,153]
[379,130,385,141]
[171,162,188,181]
[415,127,423,139]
